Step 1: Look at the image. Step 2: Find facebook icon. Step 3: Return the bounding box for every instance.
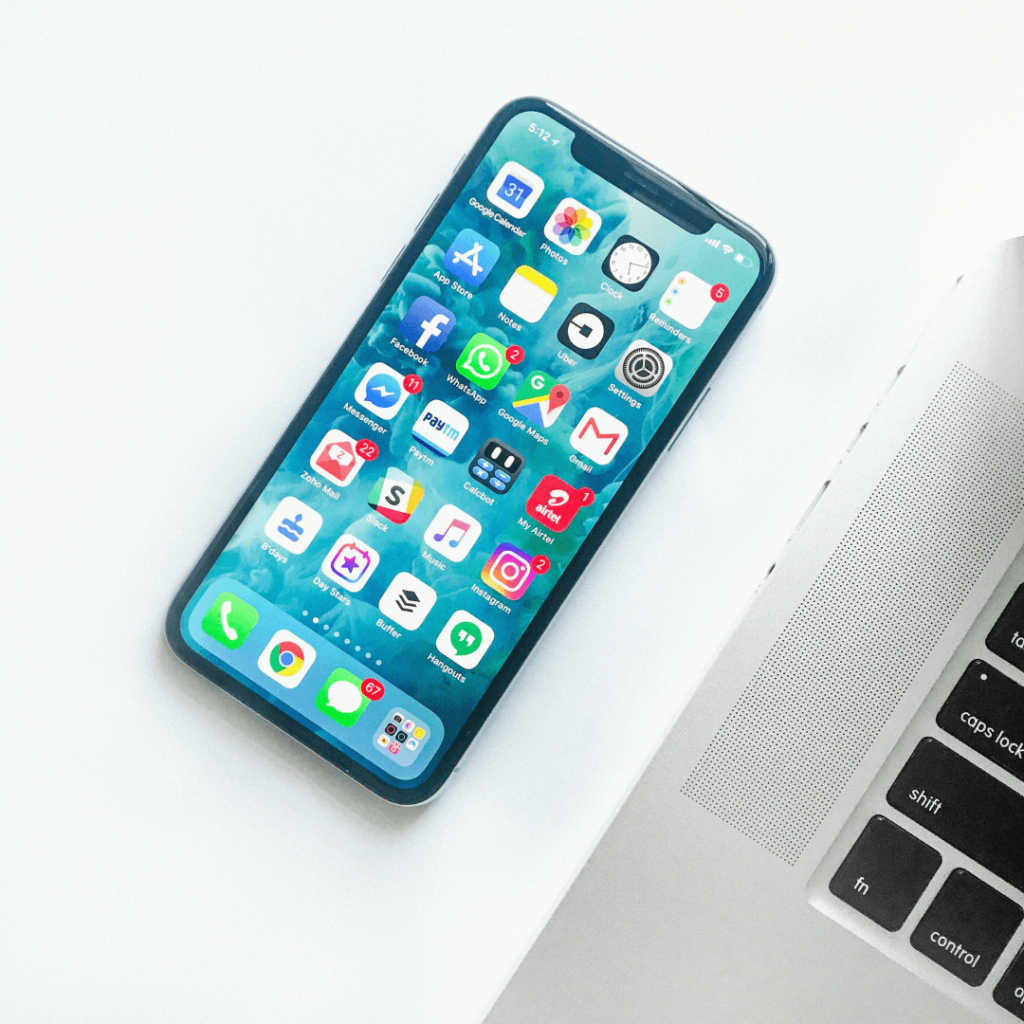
[443,228,501,286]
[398,296,456,353]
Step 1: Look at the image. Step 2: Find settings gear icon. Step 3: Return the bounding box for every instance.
[619,344,669,392]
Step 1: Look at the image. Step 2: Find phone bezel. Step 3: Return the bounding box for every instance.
[165,96,776,804]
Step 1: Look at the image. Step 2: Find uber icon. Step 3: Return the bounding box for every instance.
[557,302,615,360]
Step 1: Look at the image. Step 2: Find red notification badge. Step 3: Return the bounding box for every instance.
[531,554,551,574]
[361,677,385,701]
[403,374,424,394]
[505,345,525,365]
[355,439,379,461]
[710,283,730,303]
[525,476,595,533]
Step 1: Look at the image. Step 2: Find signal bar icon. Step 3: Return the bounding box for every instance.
[705,238,721,248]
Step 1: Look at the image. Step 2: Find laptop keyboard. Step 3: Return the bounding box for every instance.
[824,583,1024,1018]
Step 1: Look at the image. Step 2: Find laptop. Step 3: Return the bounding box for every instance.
[485,237,1024,1023]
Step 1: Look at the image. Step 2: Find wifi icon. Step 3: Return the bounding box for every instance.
[722,244,734,255]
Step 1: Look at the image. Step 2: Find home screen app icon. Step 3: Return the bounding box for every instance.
[569,408,629,466]
[309,429,365,487]
[398,296,456,353]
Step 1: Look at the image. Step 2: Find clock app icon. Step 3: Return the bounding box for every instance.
[602,235,660,291]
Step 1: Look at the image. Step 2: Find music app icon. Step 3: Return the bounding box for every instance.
[423,504,482,563]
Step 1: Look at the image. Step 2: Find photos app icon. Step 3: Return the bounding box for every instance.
[543,198,602,254]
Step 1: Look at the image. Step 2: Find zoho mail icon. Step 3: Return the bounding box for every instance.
[411,399,470,457]
[570,407,629,465]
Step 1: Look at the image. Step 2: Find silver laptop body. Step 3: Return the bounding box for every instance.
[486,238,1024,1024]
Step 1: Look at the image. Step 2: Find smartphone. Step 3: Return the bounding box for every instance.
[166,97,775,804]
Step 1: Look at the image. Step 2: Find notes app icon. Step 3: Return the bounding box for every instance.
[423,505,482,563]
[500,265,557,323]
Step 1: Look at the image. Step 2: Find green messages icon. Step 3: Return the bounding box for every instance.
[455,333,509,390]
[315,668,370,727]
[201,592,259,650]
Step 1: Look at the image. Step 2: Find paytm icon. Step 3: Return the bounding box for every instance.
[411,399,469,457]
[443,229,500,287]
[399,296,456,353]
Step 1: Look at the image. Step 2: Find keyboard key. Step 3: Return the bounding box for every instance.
[987,583,1024,673]
[994,945,1024,1019]
[886,738,1024,891]
[938,660,1024,783]
[829,815,940,930]
[910,868,1022,985]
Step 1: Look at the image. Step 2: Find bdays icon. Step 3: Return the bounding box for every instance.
[525,475,595,532]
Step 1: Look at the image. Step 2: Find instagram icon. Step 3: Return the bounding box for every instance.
[481,542,536,600]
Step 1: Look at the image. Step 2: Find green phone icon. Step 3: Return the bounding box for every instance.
[315,668,371,727]
[455,333,509,390]
[201,592,259,650]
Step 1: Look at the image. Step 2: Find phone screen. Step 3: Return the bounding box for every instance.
[176,108,762,792]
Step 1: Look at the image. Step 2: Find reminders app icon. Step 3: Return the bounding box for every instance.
[659,271,717,330]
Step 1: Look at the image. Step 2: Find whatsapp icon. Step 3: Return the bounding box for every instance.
[435,610,495,670]
[455,333,509,390]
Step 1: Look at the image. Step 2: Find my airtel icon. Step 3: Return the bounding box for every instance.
[525,475,595,533]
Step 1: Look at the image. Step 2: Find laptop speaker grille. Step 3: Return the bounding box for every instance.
[683,363,1024,864]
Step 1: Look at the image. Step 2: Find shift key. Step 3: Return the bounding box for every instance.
[887,738,1024,892]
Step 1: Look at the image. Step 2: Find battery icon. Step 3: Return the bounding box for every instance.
[734,253,753,268]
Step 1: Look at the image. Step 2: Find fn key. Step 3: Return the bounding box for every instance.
[829,816,941,931]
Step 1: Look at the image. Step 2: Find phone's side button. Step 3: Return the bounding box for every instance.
[668,387,711,450]
[379,248,406,285]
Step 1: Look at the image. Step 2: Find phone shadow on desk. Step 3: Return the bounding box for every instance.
[155,632,433,832]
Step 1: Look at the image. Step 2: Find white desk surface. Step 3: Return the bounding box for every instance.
[3,1,1024,1020]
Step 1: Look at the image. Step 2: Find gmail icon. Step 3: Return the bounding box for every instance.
[569,407,629,465]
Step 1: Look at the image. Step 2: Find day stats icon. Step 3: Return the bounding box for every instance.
[512,371,570,428]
